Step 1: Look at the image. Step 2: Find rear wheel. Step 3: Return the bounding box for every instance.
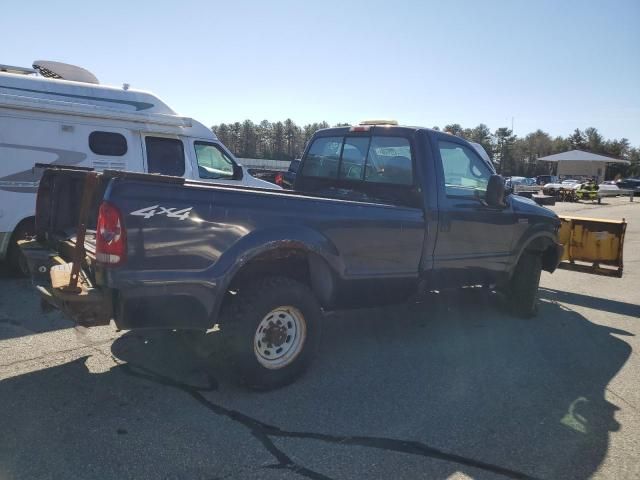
[217,276,322,390]
[7,220,35,277]
[509,252,542,318]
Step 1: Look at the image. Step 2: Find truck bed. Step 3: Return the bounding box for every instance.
[27,166,428,330]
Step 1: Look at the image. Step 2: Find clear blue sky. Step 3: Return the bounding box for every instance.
[3,0,639,145]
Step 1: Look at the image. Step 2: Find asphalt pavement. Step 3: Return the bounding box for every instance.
[1,197,638,480]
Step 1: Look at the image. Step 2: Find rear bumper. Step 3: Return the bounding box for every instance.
[20,240,113,327]
[20,240,214,330]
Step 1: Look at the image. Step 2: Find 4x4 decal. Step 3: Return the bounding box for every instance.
[130,205,193,221]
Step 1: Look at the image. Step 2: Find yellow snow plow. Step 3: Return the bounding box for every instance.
[557,216,627,277]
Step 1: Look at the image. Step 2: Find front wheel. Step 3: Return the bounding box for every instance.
[217,276,322,390]
[509,253,542,318]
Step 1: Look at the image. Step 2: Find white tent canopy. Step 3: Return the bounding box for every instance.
[537,149,629,182]
[537,150,629,164]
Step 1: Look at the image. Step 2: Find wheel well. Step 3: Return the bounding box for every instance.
[223,248,335,310]
[229,248,311,291]
[523,236,559,273]
[11,216,36,239]
[3,216,36,271]
[6,216,36,256]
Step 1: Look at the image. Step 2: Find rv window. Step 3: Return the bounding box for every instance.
[89,131,128,156]
[195,142,235,179]
[145,137,185,177]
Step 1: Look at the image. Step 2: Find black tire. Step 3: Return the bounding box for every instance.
[509,252,542,318]
[217,276,322,390]
[7,220,35,277]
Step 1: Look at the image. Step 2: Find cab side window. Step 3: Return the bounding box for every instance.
[145,137,185,176]
[438,140,491,198]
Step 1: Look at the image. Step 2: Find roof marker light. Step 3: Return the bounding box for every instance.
[358,120,399,126]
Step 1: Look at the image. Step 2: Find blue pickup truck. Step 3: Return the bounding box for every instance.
[22,123,563,389]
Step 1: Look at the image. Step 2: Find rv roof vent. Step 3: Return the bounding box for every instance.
[0,64,37,75]
[32,60,99,84]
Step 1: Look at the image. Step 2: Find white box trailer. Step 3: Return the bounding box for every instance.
[0,61,276,272]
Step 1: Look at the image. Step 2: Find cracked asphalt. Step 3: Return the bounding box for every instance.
[1,197,639,480]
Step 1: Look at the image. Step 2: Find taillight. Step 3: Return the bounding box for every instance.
[275,172,284,186]
[96,201,126,266]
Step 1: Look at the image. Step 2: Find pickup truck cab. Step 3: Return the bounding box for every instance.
[22,122,563,390]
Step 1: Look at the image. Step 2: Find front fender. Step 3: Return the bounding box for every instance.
[511,228,560,275]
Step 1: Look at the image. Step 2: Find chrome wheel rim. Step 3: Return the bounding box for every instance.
[253,306,306,369]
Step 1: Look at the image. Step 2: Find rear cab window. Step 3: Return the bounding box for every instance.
[302,135,413,186]
[299,130,417,207]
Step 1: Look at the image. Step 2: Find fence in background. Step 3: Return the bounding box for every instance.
[237,158,291,172]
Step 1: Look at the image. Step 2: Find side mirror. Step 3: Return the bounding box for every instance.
[232,163,244,180]
[486,174,506,207]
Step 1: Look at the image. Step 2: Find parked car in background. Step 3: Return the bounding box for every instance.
[519,177,536,187]
[542,179,581,196]
[562,179,581,185]
[505,177,536,190]
[616,177,640,192]
[282,159,300,189]
[0,60,275,274]
[536,175,558,185]
[596,182,621,198]
[22,122,564,389]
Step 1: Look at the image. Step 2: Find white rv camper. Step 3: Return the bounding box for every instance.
[0,61,276,272]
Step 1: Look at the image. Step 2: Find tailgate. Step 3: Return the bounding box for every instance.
[35,166,105,253]
[21,167,112,326]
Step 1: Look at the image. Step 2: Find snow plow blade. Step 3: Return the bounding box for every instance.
[557,216,626,277]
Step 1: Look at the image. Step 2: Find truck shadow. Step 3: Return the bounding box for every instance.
[0,291,632,480]
[539,287,640,317]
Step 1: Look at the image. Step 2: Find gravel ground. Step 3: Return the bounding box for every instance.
[0,196,638,480]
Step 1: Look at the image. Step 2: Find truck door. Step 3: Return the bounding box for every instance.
[432,136,517,286]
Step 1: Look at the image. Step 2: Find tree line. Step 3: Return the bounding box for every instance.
[212,120,639,178]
